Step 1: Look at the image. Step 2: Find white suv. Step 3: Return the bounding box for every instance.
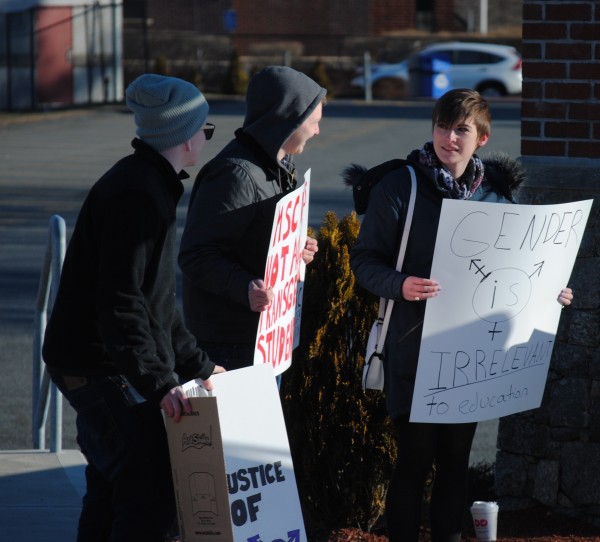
[351,41,523,99]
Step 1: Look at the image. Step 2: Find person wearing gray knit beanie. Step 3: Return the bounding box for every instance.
[126,73,210,152]
[43,72,223,541]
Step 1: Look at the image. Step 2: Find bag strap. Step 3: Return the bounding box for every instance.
[374,165,417,355]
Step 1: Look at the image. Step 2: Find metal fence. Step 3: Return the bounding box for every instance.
[32,215,66,452]
[0,2,123,111]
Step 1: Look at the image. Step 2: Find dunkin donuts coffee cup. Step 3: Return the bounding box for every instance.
[470,501,499,541]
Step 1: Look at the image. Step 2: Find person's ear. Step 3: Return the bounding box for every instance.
[477,133,490,148]
[183,140,193,152]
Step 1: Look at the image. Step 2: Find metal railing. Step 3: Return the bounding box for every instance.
[32,215,66,452]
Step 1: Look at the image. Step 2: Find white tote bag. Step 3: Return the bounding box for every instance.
[362,166,417,391]
[363,320,385,390]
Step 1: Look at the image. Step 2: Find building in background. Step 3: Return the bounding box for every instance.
[0,0,123,111]
[119,0,522,95]
[122,0,522,57]
[0,0,523,110]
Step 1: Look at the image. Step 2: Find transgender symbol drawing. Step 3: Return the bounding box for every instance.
[472,266,531,323]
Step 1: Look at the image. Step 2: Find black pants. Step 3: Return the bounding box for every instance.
[386,415,477,542]
[52,375,176,542]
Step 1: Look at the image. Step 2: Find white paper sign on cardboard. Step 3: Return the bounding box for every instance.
[410,198,592,423]
[184,365,307,542]
[254,171,311,375]
[164,396,233,542]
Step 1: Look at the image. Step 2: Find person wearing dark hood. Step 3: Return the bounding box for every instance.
[179,66,327,370]
[42,74,225,542]
[347,89,573,542]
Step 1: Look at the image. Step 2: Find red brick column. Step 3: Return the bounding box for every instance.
[496,0,600,526]
[521,0,600,158]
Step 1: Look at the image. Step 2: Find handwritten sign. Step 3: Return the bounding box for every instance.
[184,365,307,542]
[254,171,310,375]
[410,199,592,423]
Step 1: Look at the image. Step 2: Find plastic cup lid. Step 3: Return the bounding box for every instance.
[471,501,498,509]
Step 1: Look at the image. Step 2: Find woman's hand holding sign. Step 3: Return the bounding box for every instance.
[557,287,573,306]
[402,276,442,302]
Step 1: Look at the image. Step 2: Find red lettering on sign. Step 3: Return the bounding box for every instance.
[260,319,295,370]
[291,194,300,234]
[264,252,279,289]
[272,206,284,247]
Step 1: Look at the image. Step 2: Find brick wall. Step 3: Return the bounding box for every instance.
[232,0,368,55]
[130,0,473,54]
[144,0,230,32]
[495,0,600,528]
[233,0,366,36]
[521,0,600,159]
[369,0,414,34]
[433,0,456,32]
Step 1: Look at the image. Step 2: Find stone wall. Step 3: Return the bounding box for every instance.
[495,0,600,527]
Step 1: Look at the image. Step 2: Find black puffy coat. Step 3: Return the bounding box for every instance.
[349,150,524,418]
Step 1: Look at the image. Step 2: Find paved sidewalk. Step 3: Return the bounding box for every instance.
[0,450,86,541]
[0,422,499,542]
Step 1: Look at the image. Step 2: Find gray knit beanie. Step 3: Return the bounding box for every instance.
[126,74,209,151]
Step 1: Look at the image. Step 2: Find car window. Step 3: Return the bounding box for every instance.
[455,51,504,65]
[422,49,453,63]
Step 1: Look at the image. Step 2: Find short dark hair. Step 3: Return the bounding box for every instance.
[432,88,491,140]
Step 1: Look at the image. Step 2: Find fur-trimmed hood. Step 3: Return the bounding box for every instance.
[480,152,526,202]
[341,152,526,214]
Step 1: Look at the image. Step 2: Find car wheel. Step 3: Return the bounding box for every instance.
[373,78,407,100]
[477,83,506,97]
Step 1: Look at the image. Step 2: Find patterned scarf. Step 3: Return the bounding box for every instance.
[418,141,484,200]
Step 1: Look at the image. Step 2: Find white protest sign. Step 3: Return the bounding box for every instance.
[254,171,310,374]
[410,198,592,423]
[184,365,306,542]
[293,171,310,350]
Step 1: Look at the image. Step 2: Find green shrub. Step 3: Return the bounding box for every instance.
[281,211,396,536]
[310,59,335,98]
[153,54,169,76]
[222,49,249,95]
[468,461,496,502]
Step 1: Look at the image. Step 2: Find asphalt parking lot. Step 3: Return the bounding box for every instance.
[0,96,522,454]
[0,95,523,541]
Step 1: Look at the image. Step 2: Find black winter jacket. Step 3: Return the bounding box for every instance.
[350,150,524,418]
[42,139,215,404]
[178,132,296,344]
[179,67,326,345]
